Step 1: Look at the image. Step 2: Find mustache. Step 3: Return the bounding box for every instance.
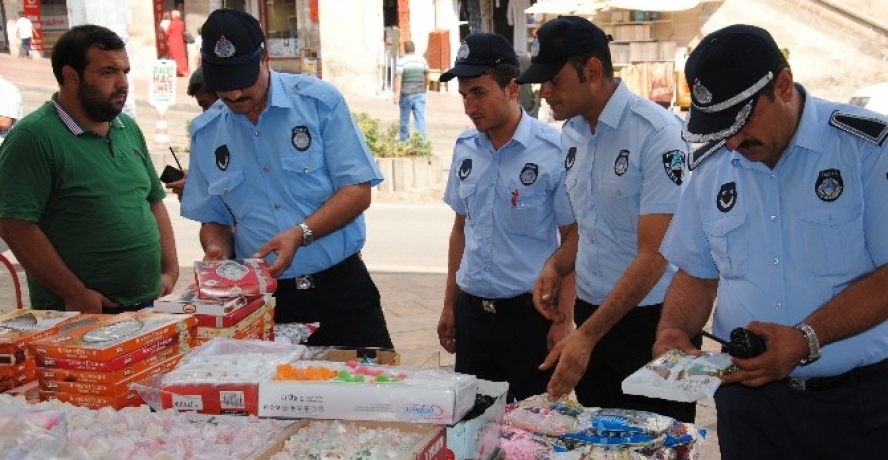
[223,96,249,103]
[737,139,763,150]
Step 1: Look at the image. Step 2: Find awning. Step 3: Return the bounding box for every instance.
[525,0,608,15]
[606,0,701,12]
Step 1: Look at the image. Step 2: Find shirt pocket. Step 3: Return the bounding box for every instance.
[799,206,863,277]
[599,178,640,232]
[507,190,548,240]
[207,171,246,221]
[458,182,476,224]
[702,214,748,279]
[280,152,332,201]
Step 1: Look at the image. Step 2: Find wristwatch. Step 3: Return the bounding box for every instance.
[793,321,821,366]
[298,222,314,246]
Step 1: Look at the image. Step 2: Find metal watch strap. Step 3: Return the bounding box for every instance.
[794,321,821,366]
[298,222,314,246]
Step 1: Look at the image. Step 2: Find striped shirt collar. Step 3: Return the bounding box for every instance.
[50,94,125,135]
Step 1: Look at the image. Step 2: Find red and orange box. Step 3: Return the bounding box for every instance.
[34,329,192,371]
[36,344,183,384]
[40,388,144,410]
[39,353,183,396]
[0,310,83,365]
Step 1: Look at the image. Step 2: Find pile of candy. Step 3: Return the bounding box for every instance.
[268,420,425,460]
[273,362,409,383]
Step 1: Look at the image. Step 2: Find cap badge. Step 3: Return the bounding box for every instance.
[456,43,470,61]
[531,38,540,58]
[692,79,713,105]
[214,35,237,58]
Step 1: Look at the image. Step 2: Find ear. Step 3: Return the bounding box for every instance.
[61,65,80,86]
[507,78,520,98]
[775,68,794,102]
[586,56,602,81]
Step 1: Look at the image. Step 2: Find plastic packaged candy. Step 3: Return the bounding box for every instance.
[504,394,586,436]
[621,349,736,402]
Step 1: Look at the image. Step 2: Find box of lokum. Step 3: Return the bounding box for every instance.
[194,294,269,328]
[0,310,82,365]
[153,284,248,316]
[36,343,182,383]
[258,361,478,424]
[39,353,183,396]
[34,332,191,371]
[195,299,272,340]
[39,388,143,410]
[194,258,277,300]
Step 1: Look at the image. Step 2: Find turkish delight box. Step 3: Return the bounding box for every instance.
[29,312,197,361]
[0,310,82,365]
[258,361,478,425]
[195,300,272,340]
[154,284,248,316]
[195,295,268,328]
[40,388,143,410]
[195,258,277,299]
[39,353,183,396]
[34,332,191,371]
[36,344,182,383]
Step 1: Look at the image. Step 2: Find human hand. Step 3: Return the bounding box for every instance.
[437,306,456,354]
[203,245,229,261]
[160,271,177,297]
[65,288,117,314]
[719,321,809,387]
[254,227,301,278]
[533,263,564,321]
[547,319,574,352]
[539,329,595,399]
[165,176,186,201]
[392,96,399,105]
[653,327,703,358]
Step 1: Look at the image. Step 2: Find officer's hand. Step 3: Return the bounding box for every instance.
[533,263,563,321]
[65,288,117,314]
[653,327,702,358]
[437,305,456,354]
[540,329,595,400]
[720,321,808,387]
[203,245,229,262]
[547,320,574,352]
[254,227,301,278]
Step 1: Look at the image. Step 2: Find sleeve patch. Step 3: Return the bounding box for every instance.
[829,111,888,146]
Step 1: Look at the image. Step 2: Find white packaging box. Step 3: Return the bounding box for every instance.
[153,284,247,316]
[258,364,478,425]
[446,379,509,460]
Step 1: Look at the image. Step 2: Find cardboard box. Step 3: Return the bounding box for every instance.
[39,353,183,396]
[30,312,197,361]
[446,380,509,460]
[258,363,478,424]
[195,301,271,340]
[195,258,277,299]
[40,388,143,410]
[0,359,35,378]
[246,420,448,460]
[0,310,82,365]
[195,295,268,328]
[319,347,401,366]
[36,344,182,383]
[154,284,248,316]
[35,331,192,371]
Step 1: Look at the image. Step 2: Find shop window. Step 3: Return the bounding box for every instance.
[265,0,299,58]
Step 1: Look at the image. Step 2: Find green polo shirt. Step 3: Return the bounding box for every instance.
[0,96,167,308]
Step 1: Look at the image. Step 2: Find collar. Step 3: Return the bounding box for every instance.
[787,84,821,154]
[597,78,630,131]
[50,93,125,136]
[476,108,530,151]
[267,70,287,109]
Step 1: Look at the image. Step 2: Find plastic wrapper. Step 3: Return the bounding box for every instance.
[0,408,91,460]
[195,258,277,299]
[273,322,319,345]
[621,349,735,402]
[504,394,586,436]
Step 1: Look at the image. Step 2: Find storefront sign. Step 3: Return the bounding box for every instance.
[24,0,43,52]
[40,15,68,31]
[148,60,177,112]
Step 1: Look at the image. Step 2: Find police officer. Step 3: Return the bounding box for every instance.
[182,9,392,348]
[436,33,577,402]
[654,24,888,459]
[518,16,694,421]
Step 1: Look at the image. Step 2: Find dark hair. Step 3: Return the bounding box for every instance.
[404,41,415,53]
[187,67,207,96]
[757,56,791,101]
[489,63,520,88]
[567,46,615,82]
[51,25,126,85]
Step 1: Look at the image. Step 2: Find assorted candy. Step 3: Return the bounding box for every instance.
[273,362,409,383]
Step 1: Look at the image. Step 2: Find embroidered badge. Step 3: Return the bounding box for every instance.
[215,145,231,171]
[458,158,472,180]
[716,182,737,213]
[520,163,539,186]
[693,78,713,105]
[531,38,540,58]
[292,126,311,151]
[662,150,684,186]
[815,169,843,202]
[614,150,629,176]
[214,35,236,58]
[565,147,576,171]
[456,43,470,61]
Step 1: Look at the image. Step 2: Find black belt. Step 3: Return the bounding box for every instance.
[461,292,533,313]
[278,253,361,290]
[783,358,888,391]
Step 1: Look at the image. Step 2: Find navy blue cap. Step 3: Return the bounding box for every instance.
[200,9,265,92]
[683,24,785,143]
[517,16,611,84]
[440,33,518,83]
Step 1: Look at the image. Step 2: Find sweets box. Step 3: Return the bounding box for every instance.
[36,343,183,383]
[258,361,478,425]
[246,420,448,460]
[195,294,270,328]
[314,347,401,366]
[29,312,197,361]
[0,310,83,364]
[446,380,509,460]
[195,298,273,340]
[39,353,183,397]
[40,388,143,410]
[153,284,248,316]
[194,258,277,300]
[35,332,191,372]
[0,360,36,392]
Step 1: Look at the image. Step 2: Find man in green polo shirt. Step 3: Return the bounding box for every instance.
[0,25,179,313]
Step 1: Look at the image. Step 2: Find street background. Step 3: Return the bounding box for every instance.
[0,53,720,459]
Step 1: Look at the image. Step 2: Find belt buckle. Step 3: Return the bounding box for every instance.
[481,300,497,313]
[295,275,314,290]
[786,377,807,391]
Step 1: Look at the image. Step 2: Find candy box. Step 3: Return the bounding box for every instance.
[154,284,248,316]
[0,310,82,365]
[195,295,269,328]
[446,379,509,460]
[195,258,277,300]
[39,388,143,410]
[195,300,272,340]
[317,346,401,366]
[39,353,183,396]
[34,332,191,372]
[29,312,197,361]
[36,344,182,383]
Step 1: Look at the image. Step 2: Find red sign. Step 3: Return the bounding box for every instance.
[23,0,43,52]
[153,0,169,58]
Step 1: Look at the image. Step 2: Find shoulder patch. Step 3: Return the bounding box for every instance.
[284,74,343,111]
[829,111,888,146]
[689,139,726,171]
[456,129,480,143]
[190,105,223,134]
[532,125,561,149]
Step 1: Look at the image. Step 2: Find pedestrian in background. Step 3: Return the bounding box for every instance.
[393,40,429,141]
[0,25,178,313]
[183,9,392,348]
[437,32,577,402]
[518,16,695,422]
[16,12,33,59]
[168,10,189,76]
[0,74,22,146]
[654,24,888,459]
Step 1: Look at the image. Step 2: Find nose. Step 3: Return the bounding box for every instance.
[218,89,242,100]
[724,131,744,151]
[539,81,552,98]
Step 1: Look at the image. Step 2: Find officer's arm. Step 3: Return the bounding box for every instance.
[300,182,371,244]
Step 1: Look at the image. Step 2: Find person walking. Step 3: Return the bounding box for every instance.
[183,9,392,348]
[16,12,33,59]
[0,25,179,313]
[167,10,189,76]
[518,16,695,422]
[654,24,888,459]
[393,40,429,141]
[436,33,576,402]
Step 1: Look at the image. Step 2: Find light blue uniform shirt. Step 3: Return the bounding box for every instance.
[443,111,575,299]
[661,87,888,378]
[561,80,687,306]
[182,71,383,279]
